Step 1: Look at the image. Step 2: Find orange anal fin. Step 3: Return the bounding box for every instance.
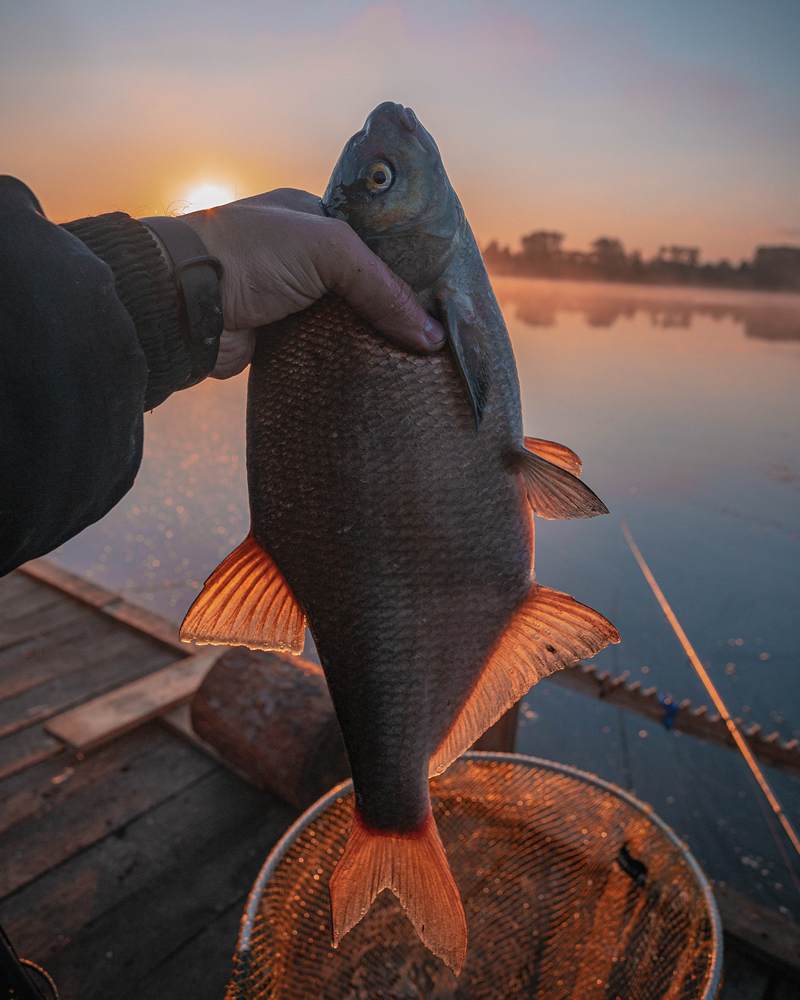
[524,436,582,476]
[430,585,620,778]
[517,449,608,519]
[179,534,306,654]
[330,808,467,975]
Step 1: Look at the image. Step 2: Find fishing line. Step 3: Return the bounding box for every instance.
[621,520,800,890]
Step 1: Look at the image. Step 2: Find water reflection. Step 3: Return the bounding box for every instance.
[493,277,800,340]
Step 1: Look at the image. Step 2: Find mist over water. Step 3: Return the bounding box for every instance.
[53,277,800,917]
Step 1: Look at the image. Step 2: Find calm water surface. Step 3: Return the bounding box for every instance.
[53,278,800,917]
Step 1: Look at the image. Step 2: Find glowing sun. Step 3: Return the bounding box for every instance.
[180,181,236,214]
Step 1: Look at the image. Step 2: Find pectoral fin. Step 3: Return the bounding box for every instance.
[180,534,306,654]
[518,448,608,519]
[429,585,620,777]
[439,291,492,429]
[524,436,582,476]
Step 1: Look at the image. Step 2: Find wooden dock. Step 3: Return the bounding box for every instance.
[1,561,798,998]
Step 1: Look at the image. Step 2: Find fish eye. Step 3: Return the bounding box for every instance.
[365,161,393,193]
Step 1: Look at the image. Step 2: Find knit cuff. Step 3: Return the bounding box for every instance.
[62,212,196,408]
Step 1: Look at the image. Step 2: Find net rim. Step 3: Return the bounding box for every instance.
[234,751,723,997]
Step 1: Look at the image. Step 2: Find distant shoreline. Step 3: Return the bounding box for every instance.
[483,235,800,294]
[486,268,800,301]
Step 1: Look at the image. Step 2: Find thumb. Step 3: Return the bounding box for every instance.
[313,220,446,353]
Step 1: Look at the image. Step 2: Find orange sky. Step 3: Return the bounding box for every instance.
[2,2,798,262]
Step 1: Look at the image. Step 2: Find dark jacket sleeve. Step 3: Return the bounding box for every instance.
[0,176,220,575]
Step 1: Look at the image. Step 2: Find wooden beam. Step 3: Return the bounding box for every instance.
[0,727,64,781]
[714,883,800,977]
[161,703,254,787]
[19,558,189,654]
[44,650,222,751]
[102,600,189,654]
[549,664,800,776]
[18,559,118,610]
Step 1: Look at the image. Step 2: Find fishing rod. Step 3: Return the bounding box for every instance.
[621,521,800,889]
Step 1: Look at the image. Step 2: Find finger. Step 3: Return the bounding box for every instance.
[212,329,256,379]
[233,188,325,216]
[313,221,446,352]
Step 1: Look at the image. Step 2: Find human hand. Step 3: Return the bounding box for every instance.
[182,188,446,379]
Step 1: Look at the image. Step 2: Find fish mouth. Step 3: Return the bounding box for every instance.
[321,186,347,220]
[322,101,419,221]
[367,101,418,133]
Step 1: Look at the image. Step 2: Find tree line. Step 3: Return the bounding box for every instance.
[483,231,800,291]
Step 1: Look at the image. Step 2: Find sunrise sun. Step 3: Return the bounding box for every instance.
[180,181,236,214]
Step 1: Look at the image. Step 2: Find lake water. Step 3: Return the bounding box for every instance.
[52,277,800,918]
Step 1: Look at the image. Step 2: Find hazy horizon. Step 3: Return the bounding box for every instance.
[2,1,799,261]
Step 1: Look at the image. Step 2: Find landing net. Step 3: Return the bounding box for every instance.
[226,753,721,1000]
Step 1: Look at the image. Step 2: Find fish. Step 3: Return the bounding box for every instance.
[180,101,620,974]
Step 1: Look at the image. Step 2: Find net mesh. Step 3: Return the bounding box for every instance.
[226,753,721,1000]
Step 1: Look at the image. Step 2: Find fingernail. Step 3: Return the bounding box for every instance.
[423,317,446,349]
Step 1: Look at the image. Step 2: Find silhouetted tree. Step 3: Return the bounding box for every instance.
[481,231,800,291]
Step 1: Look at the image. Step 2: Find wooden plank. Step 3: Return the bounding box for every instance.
[1,724,166,837]
[715,883,800,976]
[0,589,63,628]
[0,572,67,619]
[0,571,44,606]
[101,599,188,653]
[719,947,771,999]
[770,975,800,999]
[0,755,79,835]
[46,650,222,751]
[133,897,244,1000]
[1,730,162,837]
[0,726,63,782]
[0,765,284,966]
[18,560,118,610]
[0,629,175,738]
[28,795,293,999]
[0,594,88,653]
[19,559,189,653]
[0,611,140,701]
[0,725,216,897]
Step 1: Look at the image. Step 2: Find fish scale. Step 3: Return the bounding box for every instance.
[247,294,532,833]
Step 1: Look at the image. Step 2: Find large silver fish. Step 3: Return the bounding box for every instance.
[181,102,619,973]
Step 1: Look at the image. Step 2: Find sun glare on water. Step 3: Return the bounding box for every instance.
[180,181,236,214]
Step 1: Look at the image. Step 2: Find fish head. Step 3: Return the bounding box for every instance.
[323,102,462,290]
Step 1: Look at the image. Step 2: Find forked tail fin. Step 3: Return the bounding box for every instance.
[329,808,468,974]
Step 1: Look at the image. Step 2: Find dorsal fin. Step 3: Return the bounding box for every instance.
[180,534,306,654]
[517,449,608,519]
[524,436,582,476]
[430,585,620,777]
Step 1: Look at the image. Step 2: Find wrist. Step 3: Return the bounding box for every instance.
[61,212,189,408]
[141,214,224,387]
